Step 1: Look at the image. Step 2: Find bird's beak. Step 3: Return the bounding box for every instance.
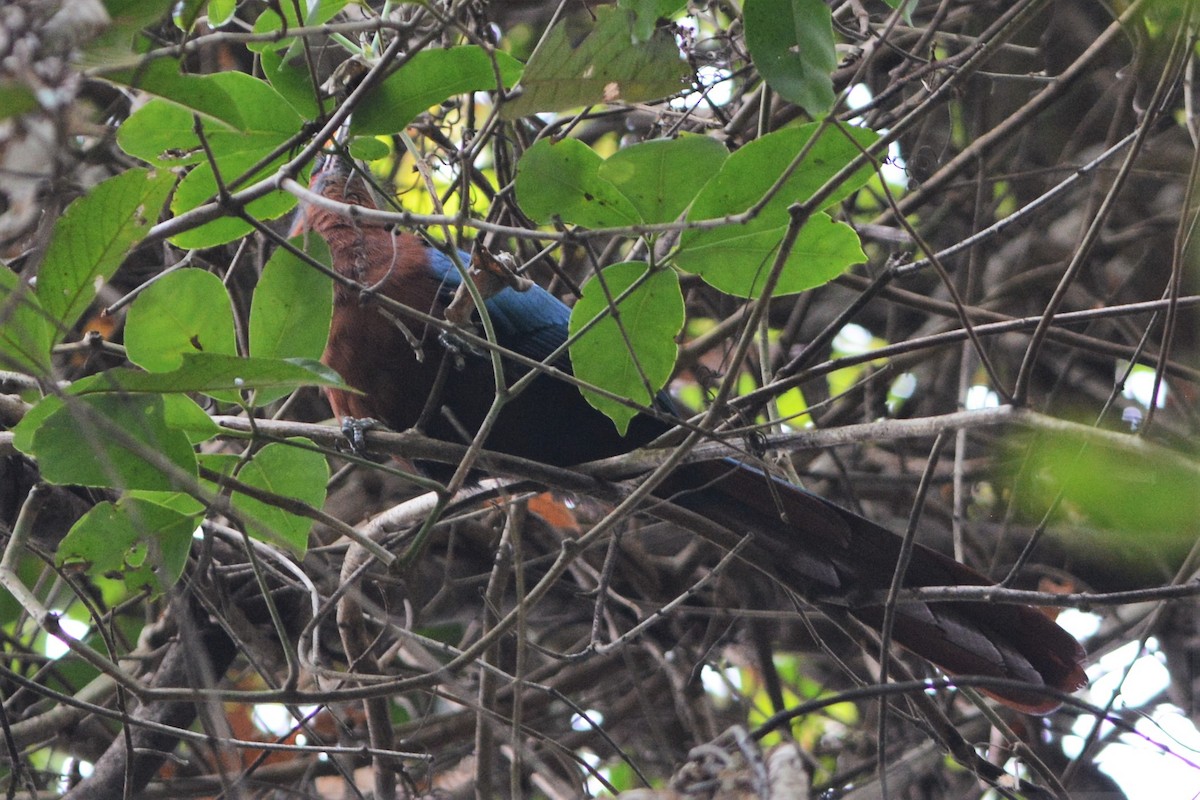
[309,153,352,197]
[287,152,353,237]
[313,151,355,181]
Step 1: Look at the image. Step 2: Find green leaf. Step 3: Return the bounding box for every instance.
[28,392,220,459]
[171,0,207,32]
[35,168,176,340]
[116,71,302,247]
[351,47,523,136]
[249,237,334,404]
[198,452,239,483]
[83,0,170,67]
[598,135,729,224]
[744,0,837,116]
[230,440,328,555]
[619,0,688,42]
[69,354,347,397]
[348,136,391,162]
[1016,430,1200,559]
[260,48,320,119]
[132,452,240,517]
[249,0,348,53]
[1022,431,1200,537]
[502,6,689,119]
[15,379,254,457]
[127,489,203,517]
[124,268,237,375]
[675,123,877,296]
[31,393,198,490]
[162,394,220,443]
[568,262,683,434]
[774,384,810,426]
[117,96,214,167]
[11,393,61,455]
[685,122,879,221]
[124,69,300,159]
[170,164,298,248]
[0,270,53,375]
[207,0,237,27]
[676,211,864,297]
[107,60,253,131]
[58,498,196,595]
[515,138,639,228]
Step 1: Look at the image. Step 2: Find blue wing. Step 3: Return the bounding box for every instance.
[427,245,679,417]
[426,247,571,365]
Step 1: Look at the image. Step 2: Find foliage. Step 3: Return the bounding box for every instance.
[568,261,684,434]
[1,0,1198,798]
[744,0,838,115]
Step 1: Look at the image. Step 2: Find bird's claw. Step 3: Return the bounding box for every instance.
[340,416,380,456]
[437,331,483,370]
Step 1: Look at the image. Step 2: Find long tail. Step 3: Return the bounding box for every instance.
[655,461,1087,714]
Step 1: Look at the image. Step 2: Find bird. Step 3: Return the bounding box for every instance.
[289,154,1087,715]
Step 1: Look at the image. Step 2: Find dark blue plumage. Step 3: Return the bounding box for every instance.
[425,246,575,367]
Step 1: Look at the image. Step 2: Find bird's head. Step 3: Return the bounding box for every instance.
[288,153,382,237]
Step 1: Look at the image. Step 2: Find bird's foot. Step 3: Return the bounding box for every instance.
[340,416,382,456]
[437,330,484,370]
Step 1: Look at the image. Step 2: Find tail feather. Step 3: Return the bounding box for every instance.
[656,460,1087,714]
